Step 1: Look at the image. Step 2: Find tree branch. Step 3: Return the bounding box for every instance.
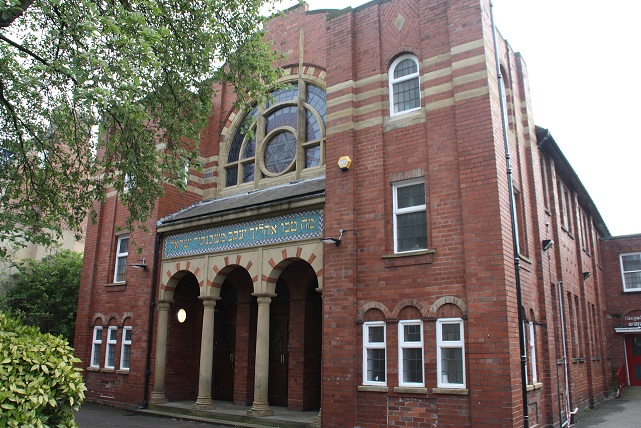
[0,0,34,28]
[0,34,78,85]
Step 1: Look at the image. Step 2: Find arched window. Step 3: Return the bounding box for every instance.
[225,82,326,187]
[389,54,421,117]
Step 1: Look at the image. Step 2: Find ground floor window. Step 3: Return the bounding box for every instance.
[363,322,386,385]
[398,320,424,386]
[120,326,133,370]
[105,326,118,369]
[90,326,103,368]
[436,318,466,388]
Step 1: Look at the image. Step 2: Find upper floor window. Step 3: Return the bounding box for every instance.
[621,252,641,292]
[389,54,421,117]
[393,179,427,253]
[224,82,326,187]
[114,235,129,283]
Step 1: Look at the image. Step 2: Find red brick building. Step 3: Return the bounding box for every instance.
[74,1,615,426]
[601,235,641,389]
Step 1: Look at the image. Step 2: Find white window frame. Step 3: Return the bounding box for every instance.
[436,318,466,389]
[113,235,129,283]
[528,321,538,384]
[398,320,424,387]
[105,326,118,369]
[388,54,421,117]
[393,179,427,254]
[620,252,641,292]
[363,321,387,386]
[120,326,133,370]
[90,326,103,368]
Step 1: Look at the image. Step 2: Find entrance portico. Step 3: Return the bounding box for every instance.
[150,238,324,417]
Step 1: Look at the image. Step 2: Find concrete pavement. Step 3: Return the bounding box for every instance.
[575,387,641,427]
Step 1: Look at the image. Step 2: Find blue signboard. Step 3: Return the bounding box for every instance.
[163,210,323,258]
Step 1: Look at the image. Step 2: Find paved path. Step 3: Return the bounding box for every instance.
[575,387,641,427]
[75,403,227,427]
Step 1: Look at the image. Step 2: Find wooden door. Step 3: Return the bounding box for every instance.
[268,312,289,406]
[626,335,641,386]
[213,306,236,401]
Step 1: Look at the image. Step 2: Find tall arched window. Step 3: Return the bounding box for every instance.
[389,54,421,117]
[225,81,326,187]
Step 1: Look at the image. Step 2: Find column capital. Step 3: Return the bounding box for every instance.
[199,296,221,308]
[157,300,174,310]
[252,293,276,305]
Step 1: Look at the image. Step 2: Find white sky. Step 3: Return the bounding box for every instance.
[274,0,641,236]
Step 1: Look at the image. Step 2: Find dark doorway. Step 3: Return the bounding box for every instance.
[213,280,237,401]
[626,335,641,386]
[269,279,290,406]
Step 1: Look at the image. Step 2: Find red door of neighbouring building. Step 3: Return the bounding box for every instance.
[626,335,641,386]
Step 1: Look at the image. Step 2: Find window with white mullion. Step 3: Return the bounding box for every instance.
[113,235,129,283]
[528,321,538,384]
[621,252,641,292]
[398,320,424,387]
[436,318,466,389]
[389,54,421,117]
[90,326,103,368]
[105,326,118,369]
[120,326,132,370]
[363,322,386,385]
[393,179,427,253]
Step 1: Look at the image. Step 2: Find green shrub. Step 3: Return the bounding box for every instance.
[0,312,86,427]
[0,250,82,345]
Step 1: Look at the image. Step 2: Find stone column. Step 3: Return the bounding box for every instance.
[194,297,219,409]
[151,299,173,404]
[248,294,274,416]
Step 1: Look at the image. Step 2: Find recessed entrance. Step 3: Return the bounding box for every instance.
[626,335,641,386]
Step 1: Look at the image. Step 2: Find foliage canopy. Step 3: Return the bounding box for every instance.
[0,0,282,258]
[0,312,86,427]
[0,249,83,345]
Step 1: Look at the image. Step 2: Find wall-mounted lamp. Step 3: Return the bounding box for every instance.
[542,239,554,251]
[583,271,591,280]
[129,258,147,270]
[321,229,345,247]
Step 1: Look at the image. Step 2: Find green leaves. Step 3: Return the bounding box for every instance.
[0,313,86,427]
[0,250,83,345]
[0,0,281,257]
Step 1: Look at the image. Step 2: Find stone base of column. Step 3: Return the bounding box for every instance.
[150,392,168,404]
[193,397,215,410]
[247,401,273,416]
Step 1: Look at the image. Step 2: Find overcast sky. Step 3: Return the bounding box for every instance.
[275,0,640,237]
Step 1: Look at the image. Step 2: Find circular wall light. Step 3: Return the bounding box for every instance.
[177,309,187,323]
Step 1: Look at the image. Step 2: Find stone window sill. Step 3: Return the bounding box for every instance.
[116,369,130,375]
[432,387,469,395]
[105,282,127,292]
[527,382,543,391]
[382,249,435,268]
[86,367,100,372]
[394,387,428,395]
[358,385,389,393]
[100,368,115,373]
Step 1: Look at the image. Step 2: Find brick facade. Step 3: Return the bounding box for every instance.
[74,1,617,426]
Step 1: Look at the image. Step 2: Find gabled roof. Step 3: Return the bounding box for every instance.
[157,177,325,229]
[536,126,610,238]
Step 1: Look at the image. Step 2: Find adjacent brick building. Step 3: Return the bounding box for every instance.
[74,1,619,426]
[601,235,641,389]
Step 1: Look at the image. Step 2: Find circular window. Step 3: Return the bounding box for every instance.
[264,131,297,174]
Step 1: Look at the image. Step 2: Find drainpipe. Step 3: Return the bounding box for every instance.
[557,280,572,427]
[489,3,529,427]
[141,232,162,409]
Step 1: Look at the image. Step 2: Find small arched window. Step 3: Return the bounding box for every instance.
[389,54,421,117]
